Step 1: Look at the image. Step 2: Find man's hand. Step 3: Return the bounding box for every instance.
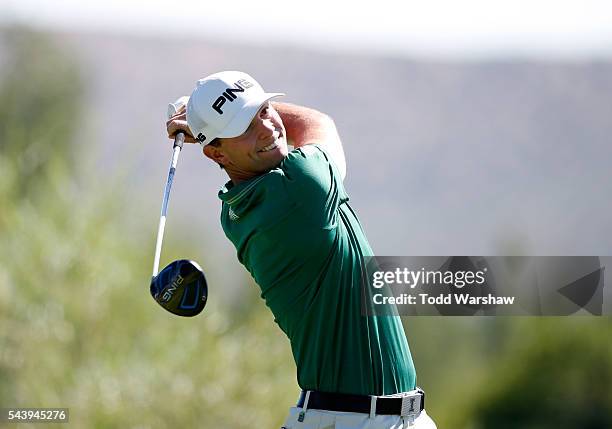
[166,110,198,144]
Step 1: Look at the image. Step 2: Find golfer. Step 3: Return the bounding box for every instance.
[166,71,437,429]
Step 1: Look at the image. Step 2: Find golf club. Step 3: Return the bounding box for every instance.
[149,96,208,317]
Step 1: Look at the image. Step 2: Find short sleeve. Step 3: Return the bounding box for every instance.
[280,145,348,227]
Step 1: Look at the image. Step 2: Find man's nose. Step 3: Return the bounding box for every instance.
[256,118,275,141]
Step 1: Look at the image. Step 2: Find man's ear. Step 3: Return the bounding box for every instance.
[203,144,228,166]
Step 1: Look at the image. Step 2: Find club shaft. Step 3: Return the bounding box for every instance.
[152,133,185,277]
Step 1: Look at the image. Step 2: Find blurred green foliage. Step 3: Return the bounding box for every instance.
[0,27,297,428]
[0,27,81,198]
[469,319,612,429]
[407,318,612,428]
[0,26,611,429]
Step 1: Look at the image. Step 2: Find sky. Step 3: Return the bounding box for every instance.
[2,0,612,59]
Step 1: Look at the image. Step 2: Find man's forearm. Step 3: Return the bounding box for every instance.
[272,101,347,179]
[272,102,336,148]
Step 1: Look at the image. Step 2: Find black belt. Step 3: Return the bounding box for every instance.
[297,388,425,416]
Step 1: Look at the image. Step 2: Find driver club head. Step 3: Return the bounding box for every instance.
[150,259,208,317]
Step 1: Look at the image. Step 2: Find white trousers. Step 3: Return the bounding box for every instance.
[281,407,438,429]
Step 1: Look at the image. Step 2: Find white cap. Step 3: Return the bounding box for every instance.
[186,71,284,145]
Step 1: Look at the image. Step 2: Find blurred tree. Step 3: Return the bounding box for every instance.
[0,26,82,200]
[0,27,297,428]
[462,319,612,429]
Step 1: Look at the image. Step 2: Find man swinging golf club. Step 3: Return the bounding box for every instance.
[166,71,437,428]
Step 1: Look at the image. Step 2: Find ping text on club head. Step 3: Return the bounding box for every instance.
[162,274,184,302]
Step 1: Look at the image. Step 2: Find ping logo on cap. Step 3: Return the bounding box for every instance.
[212,79,254,114]
[196,133,207,143]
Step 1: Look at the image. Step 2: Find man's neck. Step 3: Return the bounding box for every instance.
[227,170,259,185]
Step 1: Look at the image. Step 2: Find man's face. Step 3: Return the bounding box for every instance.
[204,102,288,182]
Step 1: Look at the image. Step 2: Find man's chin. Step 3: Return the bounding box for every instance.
[256,139,288,171]
[277,136,289,153]
[270,151,288,169]
[270,139,289,161]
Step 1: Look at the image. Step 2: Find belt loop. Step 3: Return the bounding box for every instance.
[298,391,311,422]
[401,416,416,428]
[369,395,377,419]
[303,391,311,411]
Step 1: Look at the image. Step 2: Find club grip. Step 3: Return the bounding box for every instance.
[174,132,185,149]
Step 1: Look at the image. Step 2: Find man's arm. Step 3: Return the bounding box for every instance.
[273,102,346,180]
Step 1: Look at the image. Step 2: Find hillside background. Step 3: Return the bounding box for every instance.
[1,26,611,428]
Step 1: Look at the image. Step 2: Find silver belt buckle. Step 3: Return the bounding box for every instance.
[400,391,421,419]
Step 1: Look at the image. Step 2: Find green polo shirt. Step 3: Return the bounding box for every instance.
[218,145,416,395]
